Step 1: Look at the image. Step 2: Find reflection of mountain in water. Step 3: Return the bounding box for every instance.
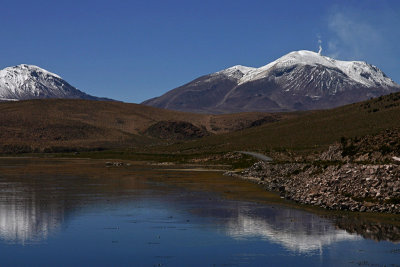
[0,185,64,245]
[225,207,360,253]
[0,160,148,245]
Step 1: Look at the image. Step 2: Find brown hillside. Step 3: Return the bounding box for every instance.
[149,92,400,155]
[0,99,294,152]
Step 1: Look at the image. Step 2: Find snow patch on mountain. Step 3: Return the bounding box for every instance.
[213,65,256,80]
[218,65,255,76]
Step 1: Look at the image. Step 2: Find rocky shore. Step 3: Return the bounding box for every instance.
[225,144,400,214]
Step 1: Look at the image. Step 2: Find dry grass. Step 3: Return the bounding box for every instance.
[0,99,292,152]
[149,93,400,155]
[4,92,400,157]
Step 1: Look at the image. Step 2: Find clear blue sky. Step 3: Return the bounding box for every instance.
[1,0,399,103]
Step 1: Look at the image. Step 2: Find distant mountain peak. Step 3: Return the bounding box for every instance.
[0,64,109,101]
[143,50,400,113]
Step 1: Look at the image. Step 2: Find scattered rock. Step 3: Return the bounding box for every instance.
[227,160,400,214]
[144,121,209,140]
[105,161,127,167]
[393,156,400,162]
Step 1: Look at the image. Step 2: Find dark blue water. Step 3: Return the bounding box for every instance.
[0,159,399,266]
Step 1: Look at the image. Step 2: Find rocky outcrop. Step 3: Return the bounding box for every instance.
[339,128,400,163]
[227,127,400,213]
[227,161,400,214]
[144,121,209,140]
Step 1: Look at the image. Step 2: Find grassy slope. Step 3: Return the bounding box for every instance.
[2,93,400,157]
[150,93,400,155]
[0,99,292,152]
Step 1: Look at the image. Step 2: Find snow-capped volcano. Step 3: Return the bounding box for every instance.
[0,64,107,101]
[235,50,396,88]
[143,50,400,113]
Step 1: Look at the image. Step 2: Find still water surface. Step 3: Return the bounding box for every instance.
[0,158,399,266]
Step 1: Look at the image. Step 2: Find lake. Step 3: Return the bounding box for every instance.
[0,158,399,266]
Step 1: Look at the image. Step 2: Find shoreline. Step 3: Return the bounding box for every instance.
[2,155,400,217]
[226,161,400,214]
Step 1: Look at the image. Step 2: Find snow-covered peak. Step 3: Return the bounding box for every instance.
[234,50,398,88]
[274,50,336,68]
[0,64,66,99]
[0,64,62,80]
[0,64,103,101]
[239,50,340,84]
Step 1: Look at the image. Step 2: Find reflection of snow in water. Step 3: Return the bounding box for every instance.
[225,207,360,253]
[0,186,63,245]
[0,176,362,250]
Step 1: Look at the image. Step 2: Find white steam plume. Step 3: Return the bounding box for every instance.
[318,38,322,55]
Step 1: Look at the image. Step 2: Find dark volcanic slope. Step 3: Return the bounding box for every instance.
[143,74,240,114]
[143,50,400,113]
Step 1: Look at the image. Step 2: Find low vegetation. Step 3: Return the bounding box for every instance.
[2,92,400,167]
[150,92,400,158]
[0,99,294,154]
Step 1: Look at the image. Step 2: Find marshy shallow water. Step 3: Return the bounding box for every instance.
[0,158,399,266]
